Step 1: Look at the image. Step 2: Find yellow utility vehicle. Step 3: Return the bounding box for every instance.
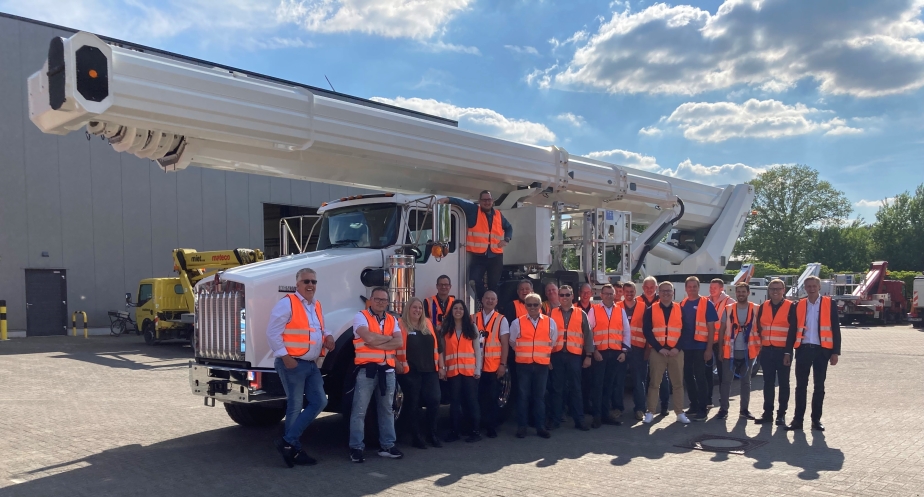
[133,248,264,345]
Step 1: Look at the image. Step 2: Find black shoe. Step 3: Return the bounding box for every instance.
[537,429,551,439]
[602,417,623,426]
[684,408,697,415]
[516,427,527,438]
[739,411,756,420]
[486,428,498,439]
[575,423,590,431]
[427,436,443,448]
[775,416,786,426]
[691,411,707,422]
[293,450,318,466]
[378,446,404,459]
[715,409,728,420]
[412,437,428,449]
[465,432,482,443]
[443,431,461,443]
[350,448,365,463]
[660,406,669,416]
[754,415,773,425]
[547,421,561,430]
[591,417,602,429]
[786,421,804,431]
[274,438,296,468]
[811,421,826,431]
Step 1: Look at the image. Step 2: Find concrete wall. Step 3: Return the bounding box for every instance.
[0,16,367,332]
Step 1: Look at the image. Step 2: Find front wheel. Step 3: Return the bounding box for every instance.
[143,321,156,345]
[223,402,286,427]
[110,319,126,336]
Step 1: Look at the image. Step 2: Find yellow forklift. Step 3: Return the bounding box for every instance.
[131,248,264,345]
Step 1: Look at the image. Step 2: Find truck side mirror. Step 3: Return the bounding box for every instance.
[432,202,451,245]
[125,292,132,303]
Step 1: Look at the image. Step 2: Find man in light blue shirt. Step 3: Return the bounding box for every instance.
[267,267,334,468]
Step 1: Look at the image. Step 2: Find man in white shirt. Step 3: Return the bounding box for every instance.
[475,291,510,438]
[509,293,558,439]
[267,268,335,468]
[588,284,632,427]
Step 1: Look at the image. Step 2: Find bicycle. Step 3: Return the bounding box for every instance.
[108,302,140,336]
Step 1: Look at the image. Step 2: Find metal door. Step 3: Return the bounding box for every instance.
[25,269,67,336]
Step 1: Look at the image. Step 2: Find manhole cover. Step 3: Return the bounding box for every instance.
[675,434,768,455]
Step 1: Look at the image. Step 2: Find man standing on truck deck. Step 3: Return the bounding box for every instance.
[787,276,841,432]
[439,192,513,302]
[509,292,557,439]
[349,287,405,463]
[678,276,719,422]
[547,285,593,431]
[474,290,510,438]
[754,278,797,427]
[505,279,534,323]
[425,275,455,331]
[717,282,760,420]
[642,282,689,424]
[708,278,734,409]
[267,268,336,468]
[589,284,631,428]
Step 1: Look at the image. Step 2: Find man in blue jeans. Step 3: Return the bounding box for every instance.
[509,293,558,439]
[349,287,405,463]
[267,268,335,468]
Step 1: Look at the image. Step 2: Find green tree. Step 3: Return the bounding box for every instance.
[737,165,852,267]
[804,219,874,272]
[872,184,924,271]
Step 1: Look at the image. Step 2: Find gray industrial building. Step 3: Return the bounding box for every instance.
[0,13,453,336]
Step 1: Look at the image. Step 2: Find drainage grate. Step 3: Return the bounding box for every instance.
[675,434,769,455]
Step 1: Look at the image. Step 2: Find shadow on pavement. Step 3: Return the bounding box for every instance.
[0,335,191,371]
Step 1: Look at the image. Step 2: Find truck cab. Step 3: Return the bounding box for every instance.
[135,278,191,345]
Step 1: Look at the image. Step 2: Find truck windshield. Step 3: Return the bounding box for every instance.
[316,203,400,250]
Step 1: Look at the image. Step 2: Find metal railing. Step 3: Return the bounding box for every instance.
[279,215,321,256]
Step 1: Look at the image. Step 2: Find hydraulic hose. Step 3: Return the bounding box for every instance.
[631,197,685,275]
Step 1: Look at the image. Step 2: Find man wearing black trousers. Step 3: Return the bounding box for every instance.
[754,279,798,427]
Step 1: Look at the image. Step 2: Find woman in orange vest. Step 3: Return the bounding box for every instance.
[440,300,483,443]
[397,298,444,449]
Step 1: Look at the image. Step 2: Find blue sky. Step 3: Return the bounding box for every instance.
[3,0,923,222]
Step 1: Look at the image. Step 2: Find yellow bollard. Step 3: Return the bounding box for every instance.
[0,300,7,341]
[71,311,88,339]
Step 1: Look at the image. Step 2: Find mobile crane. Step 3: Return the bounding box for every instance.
[132,248,264,345]
[27,32,755,426]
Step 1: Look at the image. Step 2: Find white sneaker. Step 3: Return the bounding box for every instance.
[676,413,691,424]
[643,412,653,424]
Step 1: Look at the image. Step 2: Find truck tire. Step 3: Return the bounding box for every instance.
[223,402,286,427]
[142,320,157,345]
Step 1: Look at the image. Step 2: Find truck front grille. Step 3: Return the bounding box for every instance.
[196,288,244,361]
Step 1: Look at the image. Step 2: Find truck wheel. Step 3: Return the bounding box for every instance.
[223,402,286,427]
[142,321,157,345]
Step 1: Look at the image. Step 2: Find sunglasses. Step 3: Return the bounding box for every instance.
[559,293,572,297]
[525,303,541,308]
[300,279,318,285]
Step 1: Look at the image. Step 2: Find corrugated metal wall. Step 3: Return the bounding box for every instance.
[0,16,368,332]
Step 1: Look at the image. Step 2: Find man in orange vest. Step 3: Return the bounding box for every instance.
[424,275,455,331]
[707,278,735,409]
[547,285,594,431]
[642,282,689,424]
[474,290,510,438]
[349,287,405,463]
[576,282,596,413]
[589,284,632,428]
[504,279,534,324]
[624,281,670,421]
[717,282,760,420]
[267,268,335,468]
[754,279,798,426]
[509,292,558,439]
[787,276,841,432]
[542,282,561,315]
[679,276,720,421]
[439,191,512,301]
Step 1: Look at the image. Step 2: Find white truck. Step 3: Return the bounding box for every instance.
[910,276,923,328]
[27,32,755,426]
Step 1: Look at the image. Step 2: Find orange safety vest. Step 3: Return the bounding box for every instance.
[794,297,835,350]
[395,320,439,374]
[281,294,325,358]
[625,297,648,349]
[651,304,682,348]
[550,307,585,355]
[680,296,711,343]
[467,208,505,254]
[353,310,397,367]
[759,300,794,348]
[511,300,528,319]
[723,302,760,360]
[710,294,734,342]
[425,295,455,331]
[475,310,504,373]
[541,301,559,316]
[591,303,626,351]
[444,328,477,377]
[514,315,552,365]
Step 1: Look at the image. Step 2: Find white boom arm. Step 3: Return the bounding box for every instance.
[28,32,754,275]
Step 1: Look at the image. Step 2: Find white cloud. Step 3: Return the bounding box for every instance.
[420,40,481,55]
[505,45,539,55]
[555,112,586,128]
[660,99,863,143]
[660,160,768,185]
[855,198,895,208]
[370,97,556,145]
[638,126,662,136]
[586,149,661,172]
[276,0,473,39]
[544,0,924,97]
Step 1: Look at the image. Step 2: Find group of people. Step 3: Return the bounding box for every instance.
[265,191,842,468]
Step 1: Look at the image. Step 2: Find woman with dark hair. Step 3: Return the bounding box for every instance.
[440,300,483,443]
[397,297,444,449]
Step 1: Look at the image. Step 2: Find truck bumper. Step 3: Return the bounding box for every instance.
[188,361,285,405]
